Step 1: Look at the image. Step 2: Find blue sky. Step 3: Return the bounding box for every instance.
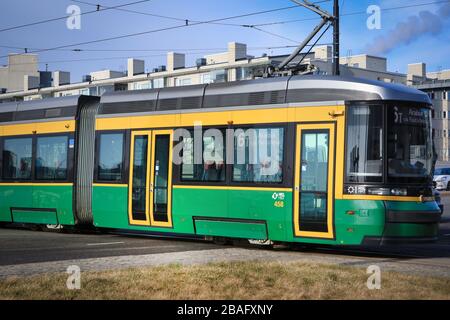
[0,0,449,82]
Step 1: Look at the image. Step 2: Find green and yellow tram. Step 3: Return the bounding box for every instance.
[0,75,441,246]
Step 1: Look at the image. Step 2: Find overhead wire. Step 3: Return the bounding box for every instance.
[1,0,447,66]
[295,23,333,68]
[0,5,302,59]
[2,44,335,67]
[252,0,450,27]
[1,0,447,57]
[0,0,153,33]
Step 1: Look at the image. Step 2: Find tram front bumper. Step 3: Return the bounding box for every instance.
[362,201,441,246]
[385,209,441,224]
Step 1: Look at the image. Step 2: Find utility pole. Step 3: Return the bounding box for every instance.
[333,0,340,76]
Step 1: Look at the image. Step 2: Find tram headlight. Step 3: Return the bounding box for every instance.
[367,188,390,195]
[390,188,408,196]
[367,187,407,196]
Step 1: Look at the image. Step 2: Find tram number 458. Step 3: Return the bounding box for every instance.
[274,200,284,208]
[272,192,285,208]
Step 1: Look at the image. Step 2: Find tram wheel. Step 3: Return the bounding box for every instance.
[29,224,43,232]
[42,224,64,232]
[447,182,450,191]
[213,236,233,245]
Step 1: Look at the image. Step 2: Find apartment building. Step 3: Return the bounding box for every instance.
[0,54,39,93]
[0,42,410,100]
[409,63,450,163]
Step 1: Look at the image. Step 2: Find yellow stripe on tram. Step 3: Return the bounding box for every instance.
[0,183,74,187]
[93,183,128,188]
[0,120,76,136]
[172,185,292,192]
[341,194,430,202]
[96,106,345,131]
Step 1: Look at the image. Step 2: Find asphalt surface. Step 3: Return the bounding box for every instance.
[0,195,449,277]
[0,230,224,266]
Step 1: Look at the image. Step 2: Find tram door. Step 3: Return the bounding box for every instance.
[293,123,335,239]
[128,130,173,227]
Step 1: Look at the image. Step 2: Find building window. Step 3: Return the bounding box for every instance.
[35,136,68,180]
[444,111,447,119]
[176,78,192,86]
[114,83,127,92]
[181,130,225,182]
[232,127,284,183]
[430,92,435,100]
[443,91,447,100]
[133,81,152,90]
[153,78,164,89]
[200,73,212,84]
[79,88,90,95]
[210,69,227,83]
[97,133,124,182]
[236,67,256,80]
[2,137,32,180]
[95,85,115,96]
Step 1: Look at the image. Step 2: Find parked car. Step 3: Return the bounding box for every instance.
[434,188,444,215]
[433,167,450,190]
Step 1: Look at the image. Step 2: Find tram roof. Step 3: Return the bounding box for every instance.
[0,95,98,123]
[0,76,432,122]
[100,75,431,112]
[0,95,84,112]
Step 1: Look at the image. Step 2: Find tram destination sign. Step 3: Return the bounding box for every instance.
[392,106,428,127]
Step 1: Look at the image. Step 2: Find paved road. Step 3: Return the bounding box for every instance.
[0,229,224,266]
[0,195,449,278]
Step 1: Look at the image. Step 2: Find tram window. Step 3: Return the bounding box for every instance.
[36,136,68,180]
[97,133,124,182]
[2,137,32,180]
[345,105,383,183]
[387,105,433,181]
[181,129,225,182]
[232,127,284,183]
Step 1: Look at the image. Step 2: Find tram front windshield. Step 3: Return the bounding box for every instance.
[345,103,433,184]
[387,105,433,183]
